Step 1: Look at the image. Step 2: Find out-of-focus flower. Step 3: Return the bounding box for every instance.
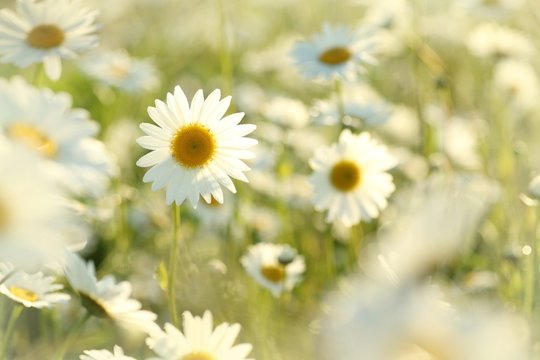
[146,311,253,360]
[528,173,540,199]
[467,23,534,60]
[0,263,69,308]
[0,77,115,197]
[0,0,99,80]
[192,193,234,227]
[290,23,376,81]
[81,49,159,93]
[0,137,87,269]
[241,243,305,297]
[80,345,136,360]
[367,174,500,281]
[454,0,524,19]
[136,86,257,208]
[376,104,420,147]
[261,96,310,129]
[493,59,540,112]
[309,129,396,227]
[64,252,159,334]
[320,278,531,360]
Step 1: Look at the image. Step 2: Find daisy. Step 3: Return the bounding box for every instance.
[0,76,115,197]
[466,23,534,60]
[146,310,253,360]
[136,86,257,208]
[240,243,305,297]
[0,0,99,80]
[64,252,159,334]
[0,137,87,269]
[0,263,69,308]
[80,345,136,360]
[309,129,396,227]
[81,49,160,94]
[290,23,376,81]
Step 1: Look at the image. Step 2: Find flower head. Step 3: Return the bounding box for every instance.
[137,86,257,208]
[309,129,396,227]
[0,0,99,80]
[80,345,136,360]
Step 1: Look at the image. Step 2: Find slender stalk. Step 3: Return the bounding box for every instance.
[0,305,23,360]
[217,0,234,111]
[349,224,362,267]
[168,204,181,327]
[324,226,336,280]
[53,312,90,360]
[335,78,346,129]
[32,64,43,86]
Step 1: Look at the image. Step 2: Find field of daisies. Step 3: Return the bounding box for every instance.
[2,0,540,359]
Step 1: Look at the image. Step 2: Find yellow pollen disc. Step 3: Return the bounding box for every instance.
[330,160,362,192]
[171,124,216,168]
[26,24,65,49]
[9,286,39,302]
[0,199,9,231]
[8,123,58,158]
[319,47,352,65]
[182,352,216,360]
[261,264,285,283]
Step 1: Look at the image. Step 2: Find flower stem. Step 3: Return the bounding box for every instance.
[217,0,234,111]
[169,204,181,327]
[0,305,23,360]
[335,78,346,129]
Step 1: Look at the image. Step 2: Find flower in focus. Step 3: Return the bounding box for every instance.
[309,129,396,227]
[0,263,70,308]
[0,77,115,197]
[64,252,159,334]
[290,23,376,81]
[80,345,136,360]
[81,49,160,93]
[146,310,253,360]
[241,243,305,297]
[0,137,87,269]
[136,86,257,208]
[0,0,99,80]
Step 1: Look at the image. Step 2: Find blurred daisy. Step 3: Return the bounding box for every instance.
[136,86,257,208]
[240,243,305,297]
[64,252,159,334]
[260,96,310,129]
[0,0,99,80]
[290,23,376,81]
[0,137,86,269]
[309,129,396,227]
[80,345,136,360]
[146,310,253,360]
[493,59,540,112]
[320,278,531,360]
[0,77,114,197]
[454,0,524,19]
[467,23,534,60]
[81,49,160,93]
[192,194,234,228]
[0,263,69,308]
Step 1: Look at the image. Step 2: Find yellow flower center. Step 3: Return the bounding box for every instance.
[171,124,216,168]
[26,24,65,49]
[8,123,58,158]
[0,198,9,232]
[319,47,352,65]
[9,286,39,302]
[330,160,362,192]
[80,292,109,319]
[261,264,285,283]
[182,352,216,360]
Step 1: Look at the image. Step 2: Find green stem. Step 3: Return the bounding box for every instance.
[324,226,336,280]
[349,224,362,267]
[0,305,23,360]
[334,78,346,130]
[53,312,90,360]
[32,64,43,86]
[217,0,234,111]
[169,204,181,327]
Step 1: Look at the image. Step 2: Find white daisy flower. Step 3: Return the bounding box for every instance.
[81,49,160,94]
[0,77,115,197]
[260,96,310,129]
[80,345,136,360]
[136,86,257,208]
[466,23,534,60]
[290,23,376,81]
[493,59,540,112]
[309,129,396,227]
[0,0,99,80]
[0,263,69,308]
[240,243,305,297]
[454,0,524,19]
[0,137,87,269]
[64,252,159,334]
[146,310,253,360]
